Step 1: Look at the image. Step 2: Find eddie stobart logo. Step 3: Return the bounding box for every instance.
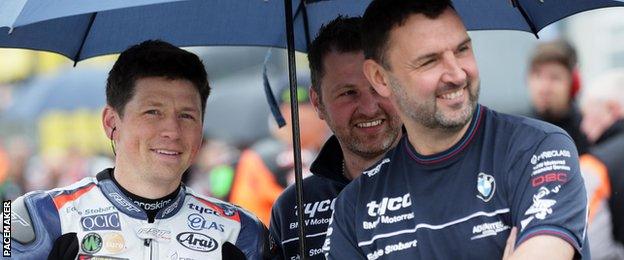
[176,232,218,252]
[81,233,103,254]
[81,212,121,231]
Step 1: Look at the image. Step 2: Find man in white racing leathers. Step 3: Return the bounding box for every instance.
[8,40,275,260]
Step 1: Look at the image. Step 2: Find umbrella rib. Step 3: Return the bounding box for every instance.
[514,1,540,38]
[73,12,97,66]
[299,1,312,50]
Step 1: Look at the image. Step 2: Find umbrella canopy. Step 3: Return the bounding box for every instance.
[2,0,624,62]
[3,67,107,120]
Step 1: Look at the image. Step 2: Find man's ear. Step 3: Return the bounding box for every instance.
[606,100,623,121]
[363,59,392,98]
[102,106,119,139]
[309,87,326,120]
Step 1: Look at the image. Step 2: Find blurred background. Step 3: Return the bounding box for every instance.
[0,7,623,217]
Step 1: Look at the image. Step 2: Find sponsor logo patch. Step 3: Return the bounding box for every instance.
[187,213,225,232]
[521,185,560,230]
[366,193,411,217]
[176,232,218,252]
[136,227,172,241]
[364,158,390,177]
[471,220,510,240]
[476,172,496,202]
[81,212,121,231]
[81,233,103,254]
[102,232,125,254]
[109,193,141,213]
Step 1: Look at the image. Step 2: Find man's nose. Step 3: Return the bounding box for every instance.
[358,88,382,116]
[160,115,182,139]
[440,52,467,86]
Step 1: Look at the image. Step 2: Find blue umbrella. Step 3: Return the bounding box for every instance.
[2,0,624,60]
[3,68,107,120]
[2,0,624,256]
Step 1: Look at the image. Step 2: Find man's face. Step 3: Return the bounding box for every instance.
[112,76,203,184]
[381,8,480,131]
[313,51,401,159]
[580,97,613,143]
[527,62,572,118]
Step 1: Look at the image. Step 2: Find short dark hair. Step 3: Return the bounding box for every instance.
[529,40,577,72]
[308,16,363,98]
[362,0,451,68]
[106,40,210,117]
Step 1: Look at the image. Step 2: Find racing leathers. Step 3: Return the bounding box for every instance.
[323,105,589,259]
[9,168,275,259]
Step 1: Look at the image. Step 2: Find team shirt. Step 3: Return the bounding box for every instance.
[270,136,349,259]
[323,104,589,259]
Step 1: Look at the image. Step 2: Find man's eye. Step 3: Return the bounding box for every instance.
[145,110,159,115]
[341,90,357,96]
[180,113,196,120]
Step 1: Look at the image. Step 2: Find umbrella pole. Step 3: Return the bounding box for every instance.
[284,0,308,258]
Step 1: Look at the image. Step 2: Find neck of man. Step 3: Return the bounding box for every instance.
[405,119,471,156]
[113,165,181,199]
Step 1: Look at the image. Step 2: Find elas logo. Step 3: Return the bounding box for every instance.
[366,193,411,217]
[187,213,225,232]
[176,232,218,252]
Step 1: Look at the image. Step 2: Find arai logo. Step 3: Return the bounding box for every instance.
[176,232,218,252]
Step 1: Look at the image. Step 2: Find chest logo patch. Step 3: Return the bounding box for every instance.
[81,232,103,254]
[476,172,496,202]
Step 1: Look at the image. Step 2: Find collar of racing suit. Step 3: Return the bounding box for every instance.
[310,135,350,185]
[95,168,187,221]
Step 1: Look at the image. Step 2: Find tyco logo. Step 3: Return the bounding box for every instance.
[476,172,496,202]
[176,232,218,252]
[81,212,121,231]
[81,233,103,254]
[366,193,411,217]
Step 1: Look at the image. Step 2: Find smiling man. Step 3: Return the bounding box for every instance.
[269,16,402,260]
[323,0,589,259]
[9,40,274,259]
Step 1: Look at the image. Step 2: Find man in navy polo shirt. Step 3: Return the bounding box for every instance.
[269,16,402,259]
[323,0,589,259]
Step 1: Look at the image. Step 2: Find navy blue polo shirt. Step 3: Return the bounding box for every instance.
[323,104,589,259]
[270,136,350,259]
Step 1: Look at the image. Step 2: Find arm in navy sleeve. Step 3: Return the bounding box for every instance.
[508,132,589,258]
[236,207,278,260]
[269,198,285,260]
[322,186,364,259]
[10,192,63,260]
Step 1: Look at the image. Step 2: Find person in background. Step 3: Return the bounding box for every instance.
[578,68,624,259]
[230,83,329,225]
[269,16,402,260]
[527,39,590,154]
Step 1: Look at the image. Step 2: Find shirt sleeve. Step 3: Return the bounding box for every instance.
[235,207,278,260]
[508,132,589,258]
[322,187,364,259]
[268,199,285,260]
